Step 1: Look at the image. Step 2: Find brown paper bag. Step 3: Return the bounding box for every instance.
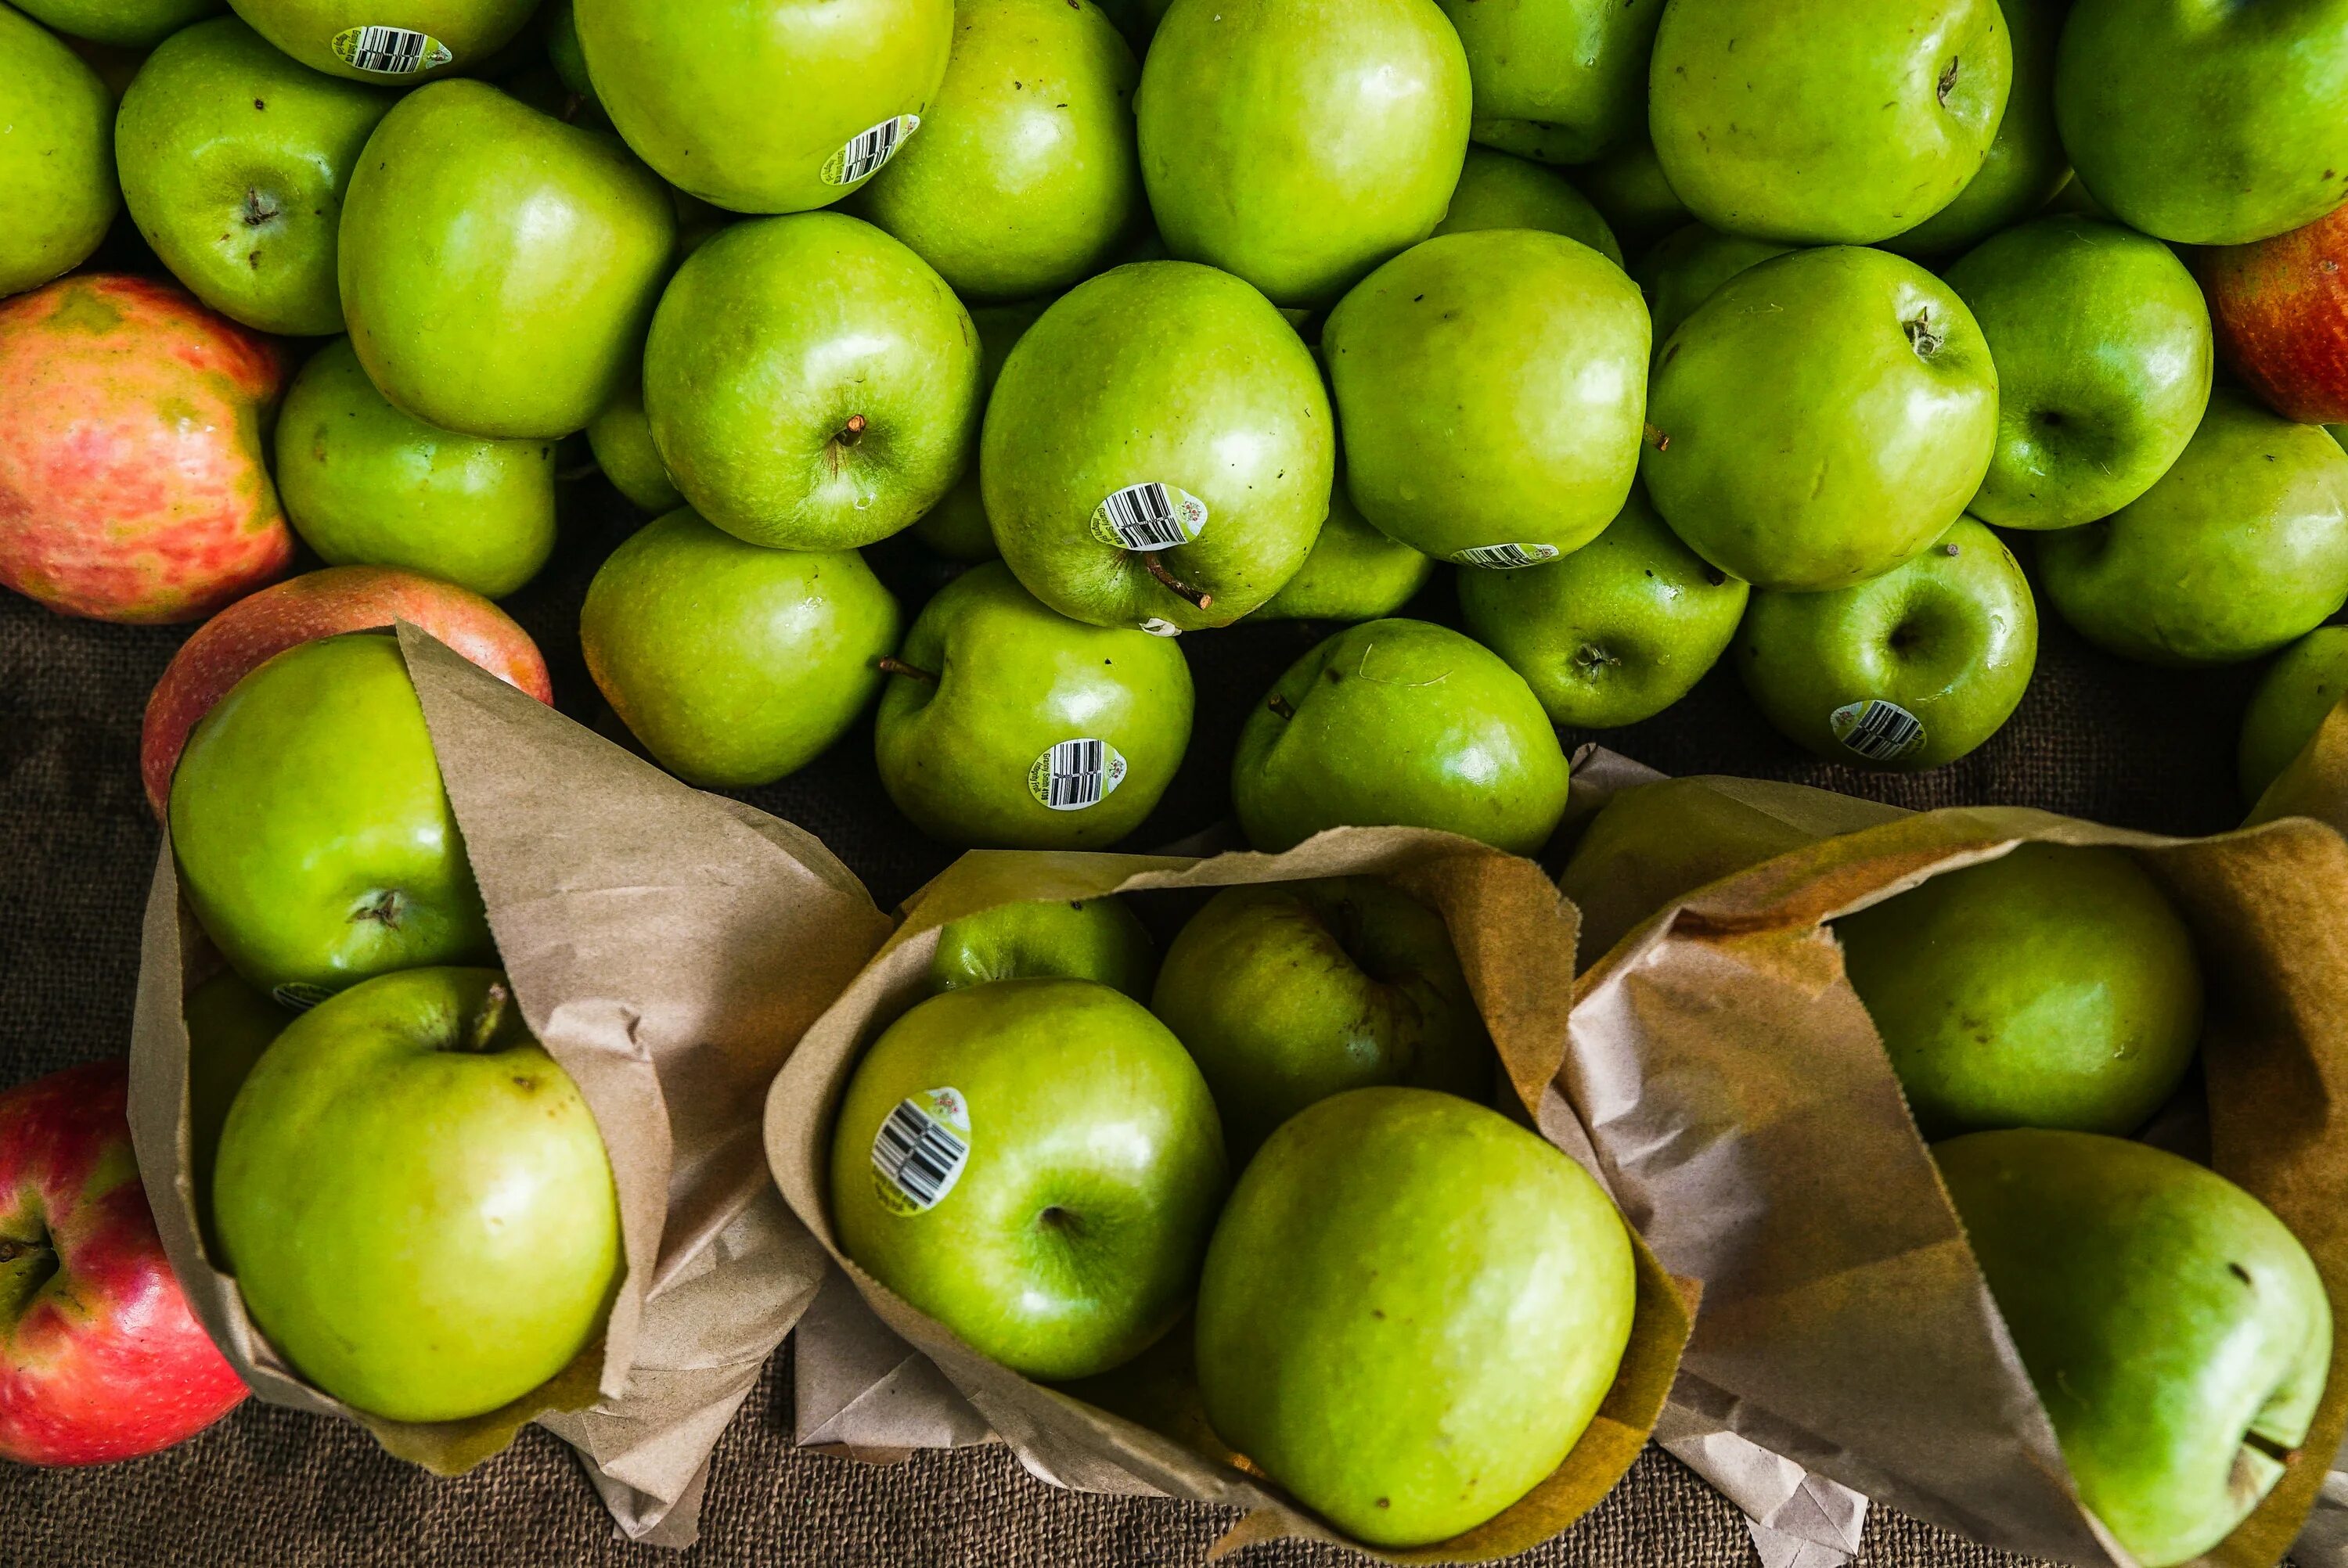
[2249,691,2348,833]
[1541,757,2348,1568]
[125,624,893,1545]
[763,833,1698,1563]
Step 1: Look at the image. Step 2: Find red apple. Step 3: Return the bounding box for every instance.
[0,1061,247,1466]
[140,564,557,817]
[0,274,294,624]
[2202,203,2348,424]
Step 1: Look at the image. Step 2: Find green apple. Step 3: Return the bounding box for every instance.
[585,364,681,515]
[643,213,980,552]
[575,0,952,215]
[1943,218,2212,533]
[16,0,221,47]
[543,0,599,114]
[1650,0,2011,245]
[1839,844,2202,1138]
[580,508,902,788]
[0,6,117,299]
[1437,0,1662,167]
[982,261,1334,632]
[1195,1087,1635,1548]
[1459,487,1748,729]
[1233,618,1570,854]
[215,966,621,1423]
[339,81,674,441]
[2242,628,2348,806]
[1327,229,1648,567]
[114,17,392,336]
[224,0,537,81]
[1431,147,1622,266]
[875,561,1194,849]
[1151,879,1493,1154]
[2056,0,2348,246]
[170,631,493,1001]
[2036,390,2348,667]
[1936,1130,2331,1566]
[830,976,1226,1380]
[1882,0,2067,257]
[275,337,556,599]
[909,298,1045,563]
[1736,518,2037,771]
[1134,0,1471,307]
[1642,246,1999,592]
[930,897,1156,1000]
[1635,224,1790,353]
[853,0,1140,302]
[1576,136,1690,256]
[1251,484,1434,623]
[182,970,286,1250]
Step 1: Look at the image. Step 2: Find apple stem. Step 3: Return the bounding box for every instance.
[1267,694,1297,721]
[1643,423,1672,453]
[837,414,869,448]
[1143,552,1213,611]
[1937,56,1960,106]
[467,982,512,1055]
[2245,1433,2302,1466]
[877,656,939,685]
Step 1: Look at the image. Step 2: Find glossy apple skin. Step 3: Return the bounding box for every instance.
[275,337,556,599]
[116,18,394,337]
[2201,203,2348,426]
[1840,844,2201,1139]
[170,631,495,999]
[179,972,286,1253]
[2240,627,2348,806]
[1151,879,1493,1154]
[1642,246,1998,592]
[0,275,293,624]
[1233,618,1570,855]
[1882,0,2067,258]
[1439,0,1662,167]
[984,261,1334,632]
[1736,517,2036,771]
[18,0,222,48]
[1944,218,2213,532]
[1327,230,1649,566]
[1431,147,1622,266]
[830,977,1227,1380]
[140,563,550,818]
[215,967,621,1423]
[0,1061,249,1467]
[1460,486,1748,730]
[644,213,980,551]
[2056,0,2348,246]
[580,508,902,788]
[929,897,1157,1001]
[1135,0,1471,307]
[225,0,538,81]
[2037,389,2348,667]
[1937,1131,2332,1567]
[877,562,1193,850]
[1648,0,2011,246]
[339,80,677,441]
[907,298,1043,563]
[0,6,118,300]
[1196,1088,1635,1548]
[1251,484,1433,623]
[1633,224,1789,354]
[578,0,951,214]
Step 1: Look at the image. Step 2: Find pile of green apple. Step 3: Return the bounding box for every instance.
[833,886,1637,1548]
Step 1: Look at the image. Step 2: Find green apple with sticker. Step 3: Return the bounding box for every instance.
[225,0,538,82]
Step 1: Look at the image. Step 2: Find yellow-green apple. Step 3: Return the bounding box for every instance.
[930,897,1157,1000]
[1233,618,1570,854]
[1736,517,2036,771]
[181,972,286,1250]
[875,562,1194,849]
[983,261,1334,631]
[1459,487,1748,729]
[17,0,221,46]
[1648,0,2011,245]
[2036,389,2348,666]
[1134,0,1470,307]
[0,275,293,623]
[580,507,902,787]
[170,631,494,1001]
[1437,0,1662,167]
[223,0,536,81]
[830,976,1226,1379]
[1432,146,1622,265]
[1327,229,1648,568]
[584,362,680,514]
[339,80,676,441]
[1194,1087,1635,1547]
[909,298,1045,563]
[543,0,601,120]
[1642,246,1998,592]
[1634,224,1790,353]
[1936,1130,2331,1566]
[2199,203,2348,426]
[214,967,621,1422]
[1251,484,1434,623]
[0,6,118,298]
[1840,845,2202,1138]
[1882,0,2066,257]
[1576,136,1690,255]
[2241,627,2348,806]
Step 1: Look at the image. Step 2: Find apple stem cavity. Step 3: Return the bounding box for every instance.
[465,981,513,1056]
[1905,311,1946,359]
[1938,57,1960,107]
[1643,423,1673,453]
[1143,552,1213,610]
[837,414,869,448]
[0,1234,58,1322]
[353,889,407,929]
[1267,693,1297,721]
[877,656,940,685]
[2245,1432,2302,1467]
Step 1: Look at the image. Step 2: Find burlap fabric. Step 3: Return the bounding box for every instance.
[0,483,2270,1565]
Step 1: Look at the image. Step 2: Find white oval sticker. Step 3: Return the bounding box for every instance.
[1028,738,1127,811]
[1830,699,1928,764]
[870,1087,971,1216]
[1090,482,1208,552]
[1450,542,1562,570]
[331,24,452,74]
[823,114,922,185]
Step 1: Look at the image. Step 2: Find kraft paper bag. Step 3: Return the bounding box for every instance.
[127,624,893,1546]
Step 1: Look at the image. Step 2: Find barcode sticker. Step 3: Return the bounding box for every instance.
[823,114,922,185]
[271,981,336,1012]
[1450,542,1562,570]
[330,24,452,74]
[1138,617,1183,638]
[1028,738,1127,811]
[1089,483,1208,552]
[870,1087,971,1215]
[1830,699,1928,764]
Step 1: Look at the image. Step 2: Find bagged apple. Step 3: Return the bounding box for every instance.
[127,623,892,1546]
[765,832,1695,1560]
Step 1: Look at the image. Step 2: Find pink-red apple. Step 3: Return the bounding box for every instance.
[2201,203,2348,424]
[0,274,293,624]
